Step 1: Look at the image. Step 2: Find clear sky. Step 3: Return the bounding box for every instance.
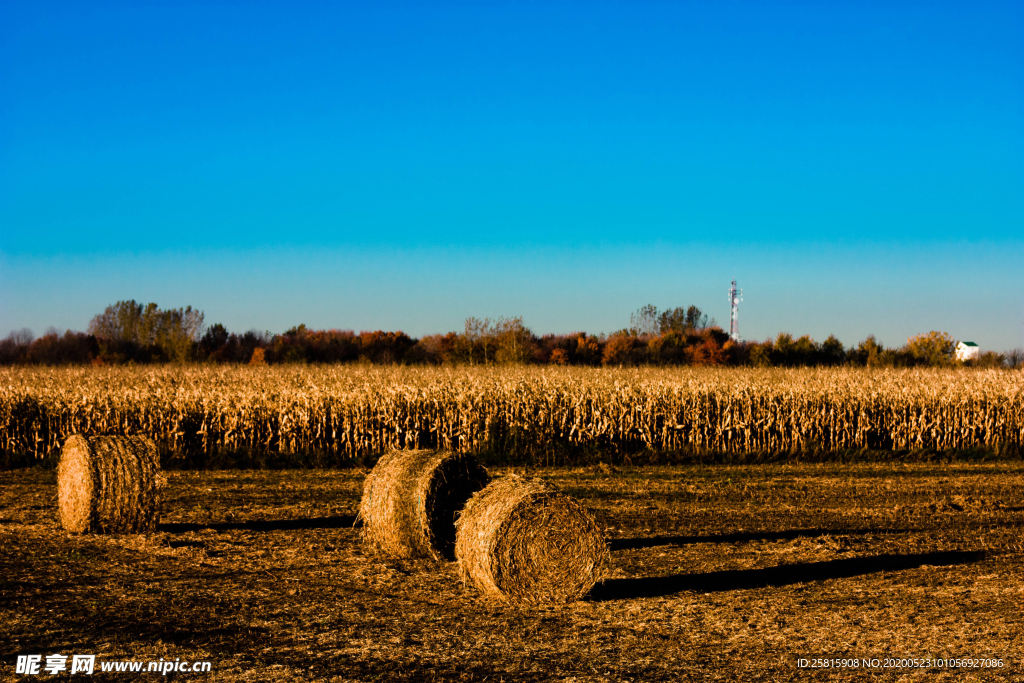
[2,1,1022,350]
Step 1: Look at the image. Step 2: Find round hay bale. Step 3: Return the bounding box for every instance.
[358,449,490,561]
[455,476,611,604]
[57,434,162,534]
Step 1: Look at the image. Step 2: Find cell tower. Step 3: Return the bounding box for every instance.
[728,279,742,342]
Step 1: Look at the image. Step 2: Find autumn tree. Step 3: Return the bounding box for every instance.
[851,335,886,367]
[602,332,647,366]
[905,331,955,367]
[574,334,603,366]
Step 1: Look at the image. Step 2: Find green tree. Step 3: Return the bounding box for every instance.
[88,300,145,344]
[658,305,710,333]
[684,305,710,331]
[749,342,773,367]
[201,323,229,352]
[157,306,204,363]
[462,317,496,364]
[88,300,204,363]
[772,332,796,366]
[648,330,688,365]
[793,335,819,366]
[494,316,534,364]
[820,334,846,366]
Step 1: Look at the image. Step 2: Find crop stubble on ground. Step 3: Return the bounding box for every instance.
[1,462,1023,682]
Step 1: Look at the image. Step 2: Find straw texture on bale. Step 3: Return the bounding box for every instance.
[57,434,162,534]
[358,449,490,560]
[455,476,611,604]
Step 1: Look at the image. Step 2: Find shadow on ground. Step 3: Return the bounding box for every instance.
[609,527,914,551]
[588,550,986,601]
[159,515,358,533]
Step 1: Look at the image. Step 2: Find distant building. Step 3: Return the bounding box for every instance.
[956,341,979,361]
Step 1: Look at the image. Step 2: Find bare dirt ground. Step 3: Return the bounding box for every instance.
[2,462,1023,682]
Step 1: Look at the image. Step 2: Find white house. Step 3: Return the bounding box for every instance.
[956,341,979,362]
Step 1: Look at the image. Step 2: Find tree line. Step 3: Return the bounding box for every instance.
[1,300,1020,368]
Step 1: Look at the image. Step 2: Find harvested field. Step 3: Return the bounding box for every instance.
[2,462,1023,681]
[2,366,1023,467]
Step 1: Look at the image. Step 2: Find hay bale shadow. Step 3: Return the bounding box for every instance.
[587,550,986,601]
[610,527,917,551]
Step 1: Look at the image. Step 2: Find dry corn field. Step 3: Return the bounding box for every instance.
[2,366,1023,466]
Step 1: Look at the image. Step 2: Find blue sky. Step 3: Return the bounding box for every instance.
[2,1,1022,349]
